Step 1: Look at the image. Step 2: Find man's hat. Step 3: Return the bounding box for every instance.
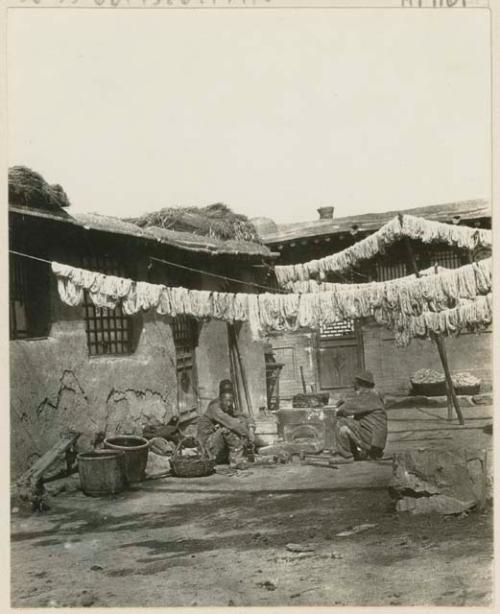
[355,371,375,386]
[219,379,234,394]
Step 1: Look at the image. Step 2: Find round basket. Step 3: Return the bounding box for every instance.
[171,438,215,478]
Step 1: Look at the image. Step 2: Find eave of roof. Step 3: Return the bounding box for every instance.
[261,199,491,245]
[9,206,277,259]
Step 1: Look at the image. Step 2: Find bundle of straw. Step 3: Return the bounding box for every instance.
[9,166,71,211]
[128,202,260,243]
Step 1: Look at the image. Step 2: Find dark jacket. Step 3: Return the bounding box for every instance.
[197,398,249,441]
[338,388,387,449]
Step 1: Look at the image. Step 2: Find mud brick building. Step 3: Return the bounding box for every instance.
[9,171,276,476]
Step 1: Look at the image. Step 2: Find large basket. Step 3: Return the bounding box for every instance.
[171,438,215,478]
[410,381,447,397]
[454,384,481,396]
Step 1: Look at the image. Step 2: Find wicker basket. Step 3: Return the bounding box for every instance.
[171,438,215,478]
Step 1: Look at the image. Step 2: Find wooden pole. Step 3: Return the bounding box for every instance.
[432,262,452,423]
[400,229,464,425]
[228,324,254,419]
[300,366,307,394]
[227,323,243,414]
[434,334,464,425]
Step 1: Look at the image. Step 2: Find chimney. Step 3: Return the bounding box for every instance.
[317,206,334,220]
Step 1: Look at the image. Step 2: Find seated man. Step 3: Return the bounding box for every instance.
[197,379,251,467]
[334,371,387,461]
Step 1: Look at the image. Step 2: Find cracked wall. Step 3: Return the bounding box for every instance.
[10,280,178,477]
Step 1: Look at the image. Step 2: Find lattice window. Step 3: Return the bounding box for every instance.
[9,254,50,340]
[376,261,407,282]
[320,319,355,338]
[82,255,134,356]
[172,315,199,356]
[419,247,464,270]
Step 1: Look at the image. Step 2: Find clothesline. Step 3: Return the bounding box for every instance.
[149,256,286,294]
[274,214,492,286]
[50,257,492,345]
[9,249,284,295]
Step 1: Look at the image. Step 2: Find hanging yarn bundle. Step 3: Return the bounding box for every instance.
[50,252,492,344]
[274,214,491,286]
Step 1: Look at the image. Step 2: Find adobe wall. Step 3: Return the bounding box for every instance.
[196,320,268,415]
[10,278,178,478]
[237,322,268,414]
[196,321,231,409]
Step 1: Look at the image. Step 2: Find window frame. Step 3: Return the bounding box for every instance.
[81,254,136,358]
[9,253,51,341]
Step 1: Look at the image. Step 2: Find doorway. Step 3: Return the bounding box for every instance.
[316,319,364,391]
[172,315,199,415]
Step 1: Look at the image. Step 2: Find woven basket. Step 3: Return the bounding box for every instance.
[171,438,215,478]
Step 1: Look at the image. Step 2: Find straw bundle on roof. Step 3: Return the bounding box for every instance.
[128,203,260,243]
[9,166,71,212]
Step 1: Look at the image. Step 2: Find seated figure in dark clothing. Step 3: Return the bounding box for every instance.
[197,379,251,467]
[334,370,388,461]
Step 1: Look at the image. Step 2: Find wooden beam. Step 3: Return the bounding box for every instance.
[227,323,243,414]
[434,334,464,425]
[228,324,254,419]
[401,232,464,425]
[16,431,81,509]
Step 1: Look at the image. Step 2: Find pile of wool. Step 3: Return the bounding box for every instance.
[411,368,445,385]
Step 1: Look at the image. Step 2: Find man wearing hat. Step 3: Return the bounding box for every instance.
[333,370,387,461]
[197,379,252,467]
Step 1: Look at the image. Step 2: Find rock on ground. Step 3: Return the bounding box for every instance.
[389,447,488,515]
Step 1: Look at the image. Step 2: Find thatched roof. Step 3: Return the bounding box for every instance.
[9,167,274,259]
[128,203,261,243]
[8,166,72,216]
[145,225,272,257]
[74,212,273,257]
[258,199,491,245]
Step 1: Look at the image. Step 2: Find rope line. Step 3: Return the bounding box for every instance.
[9,249,285,294]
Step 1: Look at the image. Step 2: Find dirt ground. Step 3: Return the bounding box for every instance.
[11,405,493,608]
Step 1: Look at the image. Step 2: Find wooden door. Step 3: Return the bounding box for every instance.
[172,315,199,416]
[316,319,364,391]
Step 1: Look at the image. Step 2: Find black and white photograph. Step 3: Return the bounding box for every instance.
[6,0,495,609]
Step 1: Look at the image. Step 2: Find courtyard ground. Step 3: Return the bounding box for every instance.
[11,403,493,608]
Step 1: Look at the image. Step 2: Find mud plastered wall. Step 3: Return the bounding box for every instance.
[196,321,267,414]
[196,320,231,408]
[10,289,177,478]
[237,322,269,413]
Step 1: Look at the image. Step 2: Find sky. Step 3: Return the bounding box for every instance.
[8,8,491,224]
